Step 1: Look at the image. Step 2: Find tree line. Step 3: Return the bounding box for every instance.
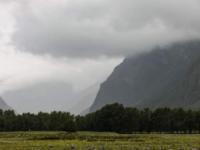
[0,103,200,133]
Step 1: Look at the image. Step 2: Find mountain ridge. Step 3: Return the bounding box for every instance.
[90,41,200,112]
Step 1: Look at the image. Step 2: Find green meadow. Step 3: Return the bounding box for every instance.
[0,132,199,150]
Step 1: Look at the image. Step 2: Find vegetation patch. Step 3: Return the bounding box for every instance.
[0,132,199,150]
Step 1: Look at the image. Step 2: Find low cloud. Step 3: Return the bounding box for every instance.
[0,1,121,94]
[12,0,200,58]
[1,0,200,111]
[2,0,200,92]
[0,47,121,93]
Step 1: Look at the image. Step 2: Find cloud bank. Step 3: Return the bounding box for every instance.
[12,0,200,58]
[0,1,121,95]
[1,0,200,112]
[0,47,120,93]
[1,0,200,92]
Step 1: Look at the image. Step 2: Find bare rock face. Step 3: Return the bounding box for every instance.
[90,41,200,112]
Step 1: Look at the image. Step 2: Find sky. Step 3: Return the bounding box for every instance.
[0,0,121,95]
[1,0,200,110]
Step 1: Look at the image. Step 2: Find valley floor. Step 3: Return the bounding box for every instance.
[0,132,199,150]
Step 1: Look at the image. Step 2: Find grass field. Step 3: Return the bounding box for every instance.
[0,132,199,150]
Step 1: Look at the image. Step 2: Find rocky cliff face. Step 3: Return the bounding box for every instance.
[90,41,200,112]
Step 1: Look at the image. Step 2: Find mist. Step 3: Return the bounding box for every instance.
[1,0,200,113]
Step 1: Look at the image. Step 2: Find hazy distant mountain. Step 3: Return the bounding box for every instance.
[0,97,11,111]
[90,41,200,112]
[3,81,75,113]
[67,84,99,115]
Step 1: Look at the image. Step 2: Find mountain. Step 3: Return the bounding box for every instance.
[0,97,11,111]
[3,81,75,113]
[66,84,99,115]
[90,41,200,112]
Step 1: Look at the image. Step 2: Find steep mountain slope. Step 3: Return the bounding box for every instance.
[158,58,200,108]
[90,41,200,112]
[66,84,99,115]
[0,97,11,110]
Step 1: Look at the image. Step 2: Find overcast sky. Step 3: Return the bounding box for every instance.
[1,0,200,96]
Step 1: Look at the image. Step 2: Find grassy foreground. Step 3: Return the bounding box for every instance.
[0,132,199,150]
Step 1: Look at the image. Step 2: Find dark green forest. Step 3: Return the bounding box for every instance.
[0,103,200,133]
